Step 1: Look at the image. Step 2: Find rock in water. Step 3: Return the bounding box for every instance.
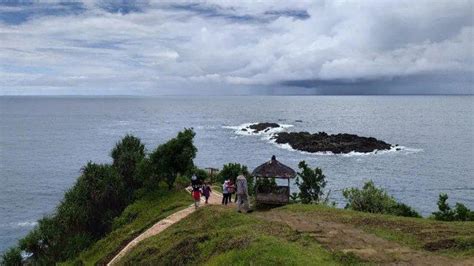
[273,132,391,154]
[248,122,280,133]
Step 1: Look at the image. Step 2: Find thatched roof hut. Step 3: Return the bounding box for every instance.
[252,156,296,205]
[252,155,296,179]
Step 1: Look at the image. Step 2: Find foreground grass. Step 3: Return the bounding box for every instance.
[117,206,361,265]
[280,204,474,258]
[64,188,192,265]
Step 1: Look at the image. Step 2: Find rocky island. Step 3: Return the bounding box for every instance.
[247,122,392,154]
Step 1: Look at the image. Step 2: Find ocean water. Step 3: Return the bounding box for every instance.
[0,95,473,253]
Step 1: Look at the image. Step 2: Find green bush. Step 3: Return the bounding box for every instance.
[1,247,22,266]
[150,129,197,189]
[16,163,127,264]
[343,181,420,218]
[217,163,249,184]
[431,193,474,221]
[255,177,277,193]
[8,130,198,264]
[111,134,145,190]
[295,161,327,204]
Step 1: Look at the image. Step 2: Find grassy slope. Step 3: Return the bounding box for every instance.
[117,206,361,265]
[280,204,474,258]
[118,204,474,265]
[64,188,193,265]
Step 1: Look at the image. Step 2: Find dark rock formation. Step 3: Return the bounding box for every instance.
[273,131,391,154]
[248,122,280,133]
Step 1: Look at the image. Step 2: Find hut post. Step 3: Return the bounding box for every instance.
[287,178,290,200]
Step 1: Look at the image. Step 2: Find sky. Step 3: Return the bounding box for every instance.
[0,0,473,95]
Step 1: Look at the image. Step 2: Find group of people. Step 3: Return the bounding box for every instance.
[190,175,212,208]
[190,174,250,213]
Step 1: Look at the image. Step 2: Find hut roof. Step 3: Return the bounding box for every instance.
[252,155,296,179]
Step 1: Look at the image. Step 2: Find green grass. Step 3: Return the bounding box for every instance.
[63,188,193,265]
[279,204,474,258]
[117,206,362,265]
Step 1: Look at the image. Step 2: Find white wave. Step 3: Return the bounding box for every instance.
[13,221,38,228]
[223,122,422,157]
[223,122,293,140]
[270,140,423,157]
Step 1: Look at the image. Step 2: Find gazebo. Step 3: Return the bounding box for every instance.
[252,155,296,205]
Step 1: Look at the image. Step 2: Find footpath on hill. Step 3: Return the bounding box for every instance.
[107,189,224,265]
[107,189,474,266]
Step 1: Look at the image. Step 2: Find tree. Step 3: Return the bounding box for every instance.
[111,135,145,190]
[150,129,197,189]
[432,193,474,221]
[343,181,420,218]
[217,163,249,183]
[1,247,22,266]
[18,163,127,264]
[295,161,327,204]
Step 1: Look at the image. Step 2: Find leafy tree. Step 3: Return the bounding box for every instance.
[296,161,327,204]
[217,163,249,183]
[150,129,197,189]
[217,163,254,195]
[1,247,22,266]
[18,163,127,263]
[193,168,209,181]
[432,193,474,221]
[111,135,145,190]
[343,181,420,218]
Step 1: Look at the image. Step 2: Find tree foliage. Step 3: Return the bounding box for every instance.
[7,130,197,264]
[1,247,22,266]
[111,134,145,190]
[431,193,474,221]
[217,163,249,183]
[149,129,197,189]
[295,161,327,204]
[343,181,420,218]
[217,163,254,195]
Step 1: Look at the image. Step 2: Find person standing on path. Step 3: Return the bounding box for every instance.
[222,180,230,205]
[202,182,212,204]
[191,175,202,209]
[227,180,236,203]
[236,174,250,213]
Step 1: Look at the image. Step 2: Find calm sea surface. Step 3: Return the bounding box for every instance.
[1,95,473,253]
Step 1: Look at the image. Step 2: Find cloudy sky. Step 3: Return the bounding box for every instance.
[0,0,473,95]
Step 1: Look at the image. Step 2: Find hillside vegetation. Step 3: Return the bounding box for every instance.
[64,187,192,265]
[116,205,474,265]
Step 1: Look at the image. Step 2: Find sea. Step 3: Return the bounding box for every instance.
[0,95,473,254]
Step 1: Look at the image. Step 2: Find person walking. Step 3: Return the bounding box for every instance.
[191,174,202,209]
[236,174,250,213]
[222,180,230,205]
[227,180,235,203]
[202,182,212,204]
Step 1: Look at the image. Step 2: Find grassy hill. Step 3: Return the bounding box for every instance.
[114,204,474,265]
[64,188,192,265]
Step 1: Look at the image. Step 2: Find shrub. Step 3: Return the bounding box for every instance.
[343,181,420,218]
[255,177,277,193]
[18,163,127,263]
[295,161,327,204]
[217,163,249,184]
[150,129,197,189]
[193,168,209,181]
[111,135,145,190]
[1,247,22,266]
[431,193,474,221]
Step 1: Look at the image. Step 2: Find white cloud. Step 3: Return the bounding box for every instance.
[0,0,472,94]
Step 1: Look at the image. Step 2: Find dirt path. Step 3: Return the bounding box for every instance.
[107,189,223,265]
[257,210,474,266]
